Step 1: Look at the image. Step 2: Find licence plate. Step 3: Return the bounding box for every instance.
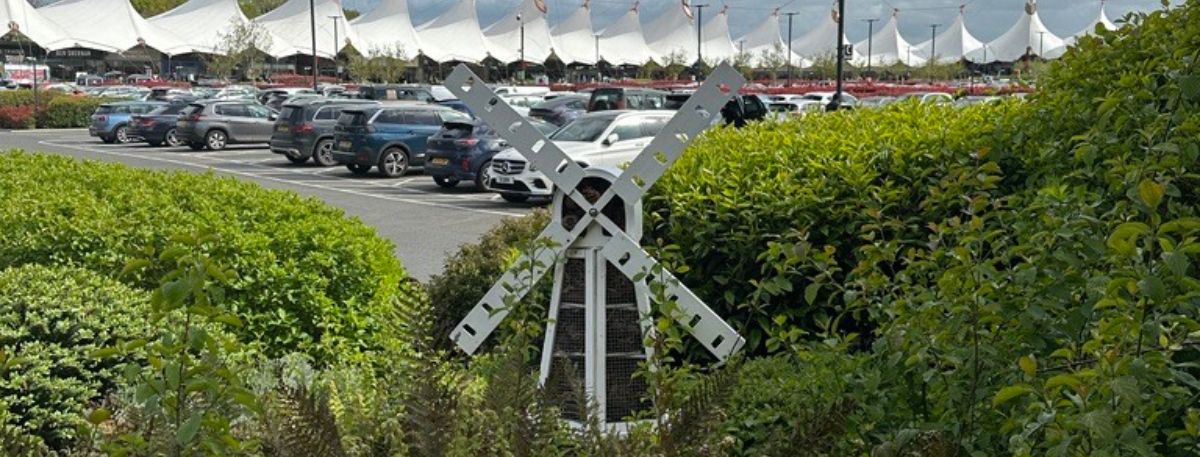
[494,176,514,184]
[430,158,449,166]
[277,125,289,132]
[338,140,352,150]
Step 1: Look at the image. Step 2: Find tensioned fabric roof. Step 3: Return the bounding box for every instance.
[483,0,554,64]
[40,0,191,54]
[643,0,696,64]
[1043,1,1118,59]
[596,5,655,66]
[914,7,983,64]
[149,0,291,57]
[791,6,855,62]
[3,0,76,51]
[854,10,924,67]
[699,6,737,64]
[737,9,808,68]
[254,0,360,59]
[550,1,597,65]
[968,0,1064,62]
[415,0,491,63]
[349,0,422,57]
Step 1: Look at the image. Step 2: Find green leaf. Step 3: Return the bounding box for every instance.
[177,412,202,445]
[804,283,820,305]
[1045,374,1083,390]
[1019,355,1037,377]
[90,347,121,359]
[1138,179,1164,211]
[87,408,112,425]
[161,279,190,305]
[1180,74,1200,101]
[992,385,1035,407]
[119,258,152,278]
[1108,222,1151,256]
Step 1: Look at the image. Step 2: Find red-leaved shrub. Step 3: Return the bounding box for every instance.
[0,105,36,129]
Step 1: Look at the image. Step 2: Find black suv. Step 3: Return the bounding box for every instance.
[270,98,381,165]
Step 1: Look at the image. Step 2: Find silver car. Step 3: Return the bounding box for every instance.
[177,100,278,150]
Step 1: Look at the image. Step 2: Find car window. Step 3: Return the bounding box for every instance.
[246,104,272,118]
[440,110,471,123]
[567,99,587,110]
[407,111,441,125]
[215,104,247,117]
[645,95,665,109]
[640,117,669,137]
[374,109,405,124]
[550,116,614,142]
[112,105,130,114]
[626,94,644,110]
[609,117,644,142]
[313,107,338,120]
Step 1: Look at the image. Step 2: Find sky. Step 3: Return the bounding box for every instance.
[355,0,1178,43]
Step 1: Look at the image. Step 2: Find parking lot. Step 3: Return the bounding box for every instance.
[0,129,536,280]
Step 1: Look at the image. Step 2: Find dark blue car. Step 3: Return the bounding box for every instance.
[89,101,167,144]
[424,118,557,191]
[129,100,192,147]
[331,103,471,177]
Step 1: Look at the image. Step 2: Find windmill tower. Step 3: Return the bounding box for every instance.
[446,64,747,430]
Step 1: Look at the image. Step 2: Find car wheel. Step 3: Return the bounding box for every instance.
[205,130,227,150]
[113,125,131,144]
[101,135,116,144]
[377,148,409,177]
[164,128,182,147]
[187,141,205,150]
[474,160,493,192]
[347,163,371,175]
[433,176,459,188]
[311,139,336,166]
[500,193,529,203]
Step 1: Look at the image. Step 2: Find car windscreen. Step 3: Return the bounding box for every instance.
[94,105,113,115]
[279,106,303,122]
[549,116,613,142]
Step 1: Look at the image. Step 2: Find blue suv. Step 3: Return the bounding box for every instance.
[425,118,557,191]
[89,101,167,144]
[331,104,470,177]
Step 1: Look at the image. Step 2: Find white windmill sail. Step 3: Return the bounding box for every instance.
[914,6,983,64]
[1043,1,1118,59]
[550,0,597,65]
[40,0,190,54]
[254,0,361,59]
[700,5,737,64]
[596,2,655,66]
[2,0,77,51]
[483,0,554,63]
[854,9,924,67]
[791,3,855,62]
[150,0,292,57]
[643,0,696,65]
[349,0,422,58]
[736,8,808,68]
[415,0,491,63]
[967,0,1064,62]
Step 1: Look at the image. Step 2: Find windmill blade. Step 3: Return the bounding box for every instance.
[449,221,583,354]
[444,65,589,208]
[598,228,746,361]
[601,64,746,209]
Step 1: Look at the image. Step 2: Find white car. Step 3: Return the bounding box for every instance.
[802,91,859,107]
[500,94,544,117]
[768,100,822,120]
[488,110,673,203]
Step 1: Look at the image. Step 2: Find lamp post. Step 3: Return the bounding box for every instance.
[829,0,845,111]
[862,18,878,74]
[30,57,40,115]
[929,24,939,83]
[1038,31,1046,56]
[694,3,708,77]
[309,0,317,90]
[785,12,798,86]
[518,12,526,81]
[329,15,341,80]
[594,33,601,81]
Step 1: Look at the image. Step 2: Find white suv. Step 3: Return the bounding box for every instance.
[489,110,673,202]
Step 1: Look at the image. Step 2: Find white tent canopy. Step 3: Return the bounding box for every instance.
[3,0,77,51]
[643,0,696,64]
[1043,1,1118,59]
[254,0,359,59]
[349,0,422,58]
[416,0,491,63]
[150,0,291,57]
[737,9,807,68]
[968,0,1064,62]
[40,0,190,54]
[550,1,597,65]
[791,7,855,62]
[915,8,983,64]
[699,6,737,64]
[596,5,655,66]
[483,0,554,63]
[854,11,924,67]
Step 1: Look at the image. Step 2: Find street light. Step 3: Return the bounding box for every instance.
[329,15,341,79]
[30,57,40,115]
[829,0,845,111]
[1038,31,1046,56]
[929,24,940,84]
[862,18,878,74]
[785,11,798,86]
[517,12,525,81]
[694,3,708,80]
[309,0,317,90]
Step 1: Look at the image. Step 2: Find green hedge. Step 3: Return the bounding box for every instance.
[36,97,108,129]
[0,151,409,365]
[0,265,151,451]
[0,90,63,108]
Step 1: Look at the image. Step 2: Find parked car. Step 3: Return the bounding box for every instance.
[437,99,473,116]
[492,86,550,97]
[719,94,770,127]
[424,117,557,191]
[499,94,543,116]
[270,98,381,166]
[356,84,435,102]
[258,87,317,106]
[897,92,954,104]
[858,96,897,108]
[587,87,668,111]
[330,104,470,177]
[176,100,278,150]
[954,95,1001,107]
[266,93,322,111]
[488,110,672,202]
[97,86,150,100]
[528,94,587,126]
[802,91,859,107]
[145,86,193,102]
[213,85,258,100]
[768,101,822,120]
[89,101,167,144]
[129,101,193,147]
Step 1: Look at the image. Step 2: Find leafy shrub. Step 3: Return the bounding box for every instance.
[0,106,36,129]
[0,90,62,108]
[0,151,408,364]
[425,209,549,350]
[36,97,107,129]
[0,264,150,451]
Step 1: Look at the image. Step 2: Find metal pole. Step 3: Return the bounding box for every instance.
[519,13,525,82]
[329,15,340,80]
[31,57,40,115]
[929,24,939,83]
[1038,31,1045,56]
[695,4,708,73]
[785,12,797,86]
[309,0,318,90]
[830,0,845,111]
[863,18,877,74]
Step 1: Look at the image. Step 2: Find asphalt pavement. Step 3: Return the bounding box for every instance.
[0,129,539,280]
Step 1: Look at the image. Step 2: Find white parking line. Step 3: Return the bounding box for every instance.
[39,138,525,217]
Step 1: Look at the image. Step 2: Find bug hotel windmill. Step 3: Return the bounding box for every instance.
[446,63,747,430]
